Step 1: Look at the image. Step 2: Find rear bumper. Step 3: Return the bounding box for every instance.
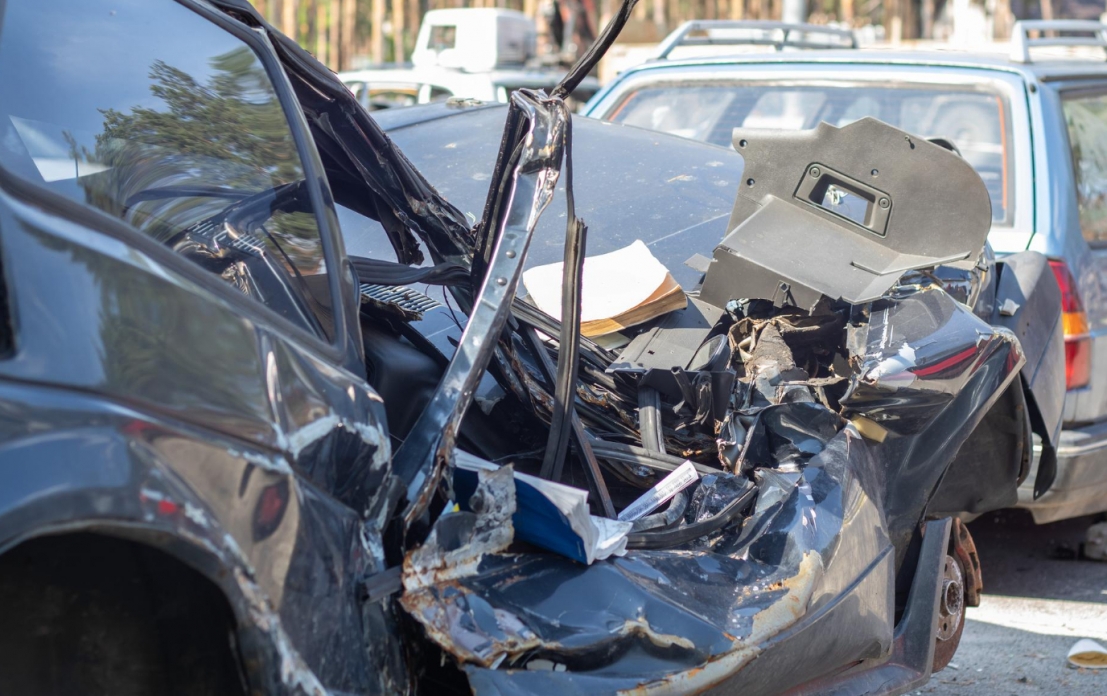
[1017,419,1107,524]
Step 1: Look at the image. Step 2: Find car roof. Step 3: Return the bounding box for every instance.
[615,47,1107,82]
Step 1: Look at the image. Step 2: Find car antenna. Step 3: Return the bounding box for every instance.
[552,0,639,100]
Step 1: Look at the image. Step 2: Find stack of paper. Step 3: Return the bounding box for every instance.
[522,239,686,337]
[454,451,631,565]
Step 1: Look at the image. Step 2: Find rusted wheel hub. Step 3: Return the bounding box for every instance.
[932,553,966,671]
[937,555,964,640]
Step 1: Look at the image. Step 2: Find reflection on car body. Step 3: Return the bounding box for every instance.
[0,2,1064,696]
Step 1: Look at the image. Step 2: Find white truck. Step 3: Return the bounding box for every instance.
[339,8,599,111]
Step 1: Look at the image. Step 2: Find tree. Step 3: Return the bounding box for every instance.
[68,46,330,400]
[86,46,319,266]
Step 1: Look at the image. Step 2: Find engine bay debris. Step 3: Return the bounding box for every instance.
[382,87,1027,693]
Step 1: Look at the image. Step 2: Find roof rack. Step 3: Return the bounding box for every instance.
[653,20,858,60]
[1010,20,1107,63]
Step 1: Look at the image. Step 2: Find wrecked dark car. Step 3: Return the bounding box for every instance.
[0,1,1065,695]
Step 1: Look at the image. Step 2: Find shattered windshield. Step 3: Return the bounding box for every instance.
[605,82,1013,223]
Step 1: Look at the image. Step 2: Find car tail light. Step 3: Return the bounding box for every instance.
[1049,260,1092,390]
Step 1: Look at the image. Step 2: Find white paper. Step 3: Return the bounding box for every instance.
[588,516,632,563]
[455,450,631,565]
[522,240,669,323]
[617,460,700,522]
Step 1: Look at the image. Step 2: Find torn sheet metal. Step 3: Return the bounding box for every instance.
[403,464,516,590]
[842,286,1022,433]
[400,275,1024,693]
[411,423,893,693]
[382,111,1026,690]
[391,90,571,530]
[840,287,1026,563]
[400,465,524,667]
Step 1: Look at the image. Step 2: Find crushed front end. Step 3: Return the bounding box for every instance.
[384,89,1025,695]
[220,2,1032,691]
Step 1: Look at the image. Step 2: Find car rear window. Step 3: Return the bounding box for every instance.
[605,82,1014,224]
[1062,91,1107,246]
[0,0,334,339]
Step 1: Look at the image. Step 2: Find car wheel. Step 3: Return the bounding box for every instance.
[0,533,246,696]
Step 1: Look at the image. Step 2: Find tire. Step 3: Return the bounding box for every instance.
[0,533,246,696]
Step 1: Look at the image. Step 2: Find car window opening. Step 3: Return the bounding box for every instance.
[0,0,334,338]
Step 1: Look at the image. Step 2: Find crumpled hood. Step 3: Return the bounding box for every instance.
[373,102,744,289]
[405,423,894,695]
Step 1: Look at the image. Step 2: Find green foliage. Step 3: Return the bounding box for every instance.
[98,47,300,186]
[81,47,321,268]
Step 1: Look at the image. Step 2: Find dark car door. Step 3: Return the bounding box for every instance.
[0,1,401,692]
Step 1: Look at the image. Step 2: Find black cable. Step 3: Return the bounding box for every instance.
[629,488,691,532]
[589,441,720,476]
[637,386,665,453]
[626,483,757,549]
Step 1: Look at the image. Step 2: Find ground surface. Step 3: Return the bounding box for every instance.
[921,510,1107,695]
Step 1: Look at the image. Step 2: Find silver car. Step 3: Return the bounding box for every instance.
[585,19,1107,524]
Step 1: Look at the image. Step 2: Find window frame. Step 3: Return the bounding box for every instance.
[0,0,356,366]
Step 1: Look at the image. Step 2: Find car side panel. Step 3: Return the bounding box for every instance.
[1010,79,1107,522]
[0,187,401,693]
[1036,80,1107,426]
[0,382,395,694]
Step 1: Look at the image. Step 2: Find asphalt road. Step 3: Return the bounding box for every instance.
[919,510,1107,695]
